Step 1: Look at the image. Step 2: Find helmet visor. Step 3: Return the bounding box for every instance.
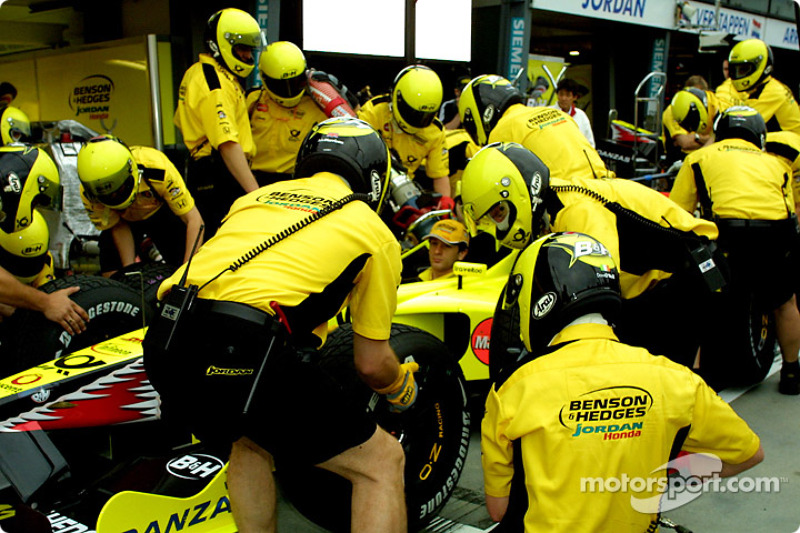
[7,116,31,142]
[225,29,265,50]
[729,61,757,81]
[462,201,510,239]
[395,92,436,129]
[265,73,307,99]
[679,105,701,133]
[94,174,136,208]
[0,246,45,279]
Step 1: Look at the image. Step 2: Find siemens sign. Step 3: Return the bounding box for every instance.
[508,17,525,80]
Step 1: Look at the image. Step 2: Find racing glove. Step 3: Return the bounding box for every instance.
[438,195,456,212]
[376,361,419,412]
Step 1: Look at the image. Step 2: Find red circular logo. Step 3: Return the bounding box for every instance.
[11,374,42,385]
[471,318,493,365]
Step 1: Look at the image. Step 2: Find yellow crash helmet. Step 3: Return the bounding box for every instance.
[0,106,31,146]
[205,8,264,78]
[0,144,61,233]
[260,41,308,107]
[0,209,49,285]
[391,65,443,134]
[460,142,549,250]
[728,38,773,92]
[458,74,524,146]
[670,87,710,133]
[77,136,140,210]
[505,231,621,353]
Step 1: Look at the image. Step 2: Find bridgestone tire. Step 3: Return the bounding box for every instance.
[3,275,153,375]
[110,262,178,313]
[701,291,777,388]
[277,323,471,533]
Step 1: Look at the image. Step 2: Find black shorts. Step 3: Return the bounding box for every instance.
[185,151,246,239]
[716,219,800,311]
[144,299,376,466]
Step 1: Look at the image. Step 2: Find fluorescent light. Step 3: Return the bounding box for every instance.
[569,50,580,56]
[303,0,405,56]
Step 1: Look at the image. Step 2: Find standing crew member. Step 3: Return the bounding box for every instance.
[482,231,763,532]
[76,136,204,276]
[359,64,452,199]
[671,106,800,395]
[726,38,800,134]
[175,8,262,238]
[458,74,612,181]
[247,41,328,186]
[143,118,413,533]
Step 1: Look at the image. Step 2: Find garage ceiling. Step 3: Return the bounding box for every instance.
[0,0,77,56]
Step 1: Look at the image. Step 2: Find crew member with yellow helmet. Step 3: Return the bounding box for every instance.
[665,79,723,156]
[76,136,204,276]
[458,74,612,181]
[247,41,328,186]
[175,8,263,238]
[0,106,31,147]
[358,64,452,199]
[726,38,800,135]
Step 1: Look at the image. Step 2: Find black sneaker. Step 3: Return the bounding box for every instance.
[779,361,800,395]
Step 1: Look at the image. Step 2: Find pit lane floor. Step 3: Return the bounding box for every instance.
[275,354,800,532]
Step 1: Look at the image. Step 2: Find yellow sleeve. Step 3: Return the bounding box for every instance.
[681,374,761,464]
[481,384,515,498]
[423,128,450,179]
[200,84,243,150]
[669,158,700,213]
[349,237,401,341]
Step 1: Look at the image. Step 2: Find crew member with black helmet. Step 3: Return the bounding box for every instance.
[358,64,452,199]
[458,74,612,181]
[174,8,263,238]
[726,38,800,135]
[76,137,204,276]
[460,142,722,368]
[143,117,413,533]
[481,231,763,532]
[246,41,328,186]
[671,106,800,395]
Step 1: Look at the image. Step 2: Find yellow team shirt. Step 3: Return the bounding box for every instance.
[80,146,195,231]
[672,138,795,220]
[715,78,741,110]
[444,128,480,194]
[482,323,760,533]
[174,54,256,160]
[246,91,328,174]
[490,104,612,181]
[358,95,449,180]
[720,77,800,135]
[765,130,800,208]
[159,172,401,346]
[549,176,718,298]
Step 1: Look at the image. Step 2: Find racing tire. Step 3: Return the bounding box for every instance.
[701,290,777,389]
[110,262,178,313]
[3,275,153,375]
[277,323,471,533]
